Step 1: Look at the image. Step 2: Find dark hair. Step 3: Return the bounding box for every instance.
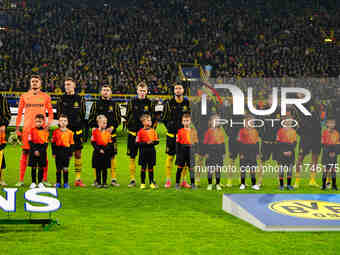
[30,74,41,81]
[35,114,45,120]
[59,114,68,120]
[182,113,191,120]
[174,83,184,88]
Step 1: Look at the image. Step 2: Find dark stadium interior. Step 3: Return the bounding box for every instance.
[0,0,340,94]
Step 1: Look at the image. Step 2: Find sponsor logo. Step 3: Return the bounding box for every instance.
[269,200,340,220]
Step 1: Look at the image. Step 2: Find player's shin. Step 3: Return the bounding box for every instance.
[20,152,28,181]
[165,155,174,180]
[129,158,136,181]
[63,168,69,184]
[75,157,82,181]
[43,158,48,182]
[56,169,62,184]
[111,157,117,180]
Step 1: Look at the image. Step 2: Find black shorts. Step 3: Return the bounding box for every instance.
[299,135,321,156]
[261,142,277,162]
[176,146,194,168]
[92,151,111,169]
[55,148,71,170]
[228,139,239,160]
[28,150,47,168]
[321,151,337,166]
[276,154,295,166]
[165,134,176,156]
[139,147,156,169]
[127,133,138,158]
[240,150,258,171]
[206,156,224,168]
[73,130,84,150]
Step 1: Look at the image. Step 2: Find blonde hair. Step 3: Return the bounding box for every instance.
[140,114,151,122]
[96,114,107,122]
[137,81,148,89]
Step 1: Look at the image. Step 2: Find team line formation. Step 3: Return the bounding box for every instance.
[0,75,339,192]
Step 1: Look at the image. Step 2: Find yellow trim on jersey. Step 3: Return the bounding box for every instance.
[128,130,137,136]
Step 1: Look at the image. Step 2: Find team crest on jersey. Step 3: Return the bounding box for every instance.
[144,106,149,111]
[183,106,188,112]
[276,114,280,119]
[73,102,79,108]
[109,106,113,112]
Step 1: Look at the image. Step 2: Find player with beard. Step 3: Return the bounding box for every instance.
[88,85,121,187]
[162,84,190,188]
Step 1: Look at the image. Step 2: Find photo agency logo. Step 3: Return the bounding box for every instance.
[200,80,312,128]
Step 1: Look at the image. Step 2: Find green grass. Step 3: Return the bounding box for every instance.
[0,124,340,255]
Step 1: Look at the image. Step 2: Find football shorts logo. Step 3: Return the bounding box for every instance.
[74,102,79,108]
[269,200,340,220]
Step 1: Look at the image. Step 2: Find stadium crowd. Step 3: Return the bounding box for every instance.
[0,0,340,94]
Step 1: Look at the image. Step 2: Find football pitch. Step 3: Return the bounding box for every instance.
[0,124,340,255]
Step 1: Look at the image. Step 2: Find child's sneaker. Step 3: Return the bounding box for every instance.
[251,184,260,190]
[164,180,171,188]
[150,183,157,189]
[64,183,70,189]
[175,183,180,190]
[29,183,37,189]
[75,180,86,187]
[128,180,136,187]
[96,184,103,188]
[287,185,294,191]
[103,184,109,188]
[279,185,284,191]
[16,181,24,187]
[91,180,97,187]
[111,179,120,187]
[43,181,52,187]
[181,181,191,189]
[216,184,222,191]
[38,182,45,189]
[239,184,246,190]
[55,183,61,188]
[332,185,338,191]
[207,184,213,191]
[140,184,146,189]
